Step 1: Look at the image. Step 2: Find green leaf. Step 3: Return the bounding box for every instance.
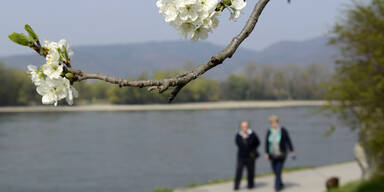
[24,24,38,41]
[57,47,66,62]
[8,32,34,46]
[62,45,69,60]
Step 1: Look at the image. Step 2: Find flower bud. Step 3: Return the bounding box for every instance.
[223,0,232,6]
[65,73,74,80]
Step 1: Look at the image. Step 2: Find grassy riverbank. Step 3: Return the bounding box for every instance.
[330,176,384,192]
[0,100,326,113]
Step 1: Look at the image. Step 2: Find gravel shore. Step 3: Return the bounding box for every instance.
[0,101,327,113]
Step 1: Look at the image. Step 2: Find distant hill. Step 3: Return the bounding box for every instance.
[255,36,338,66]
[1,36,338,79]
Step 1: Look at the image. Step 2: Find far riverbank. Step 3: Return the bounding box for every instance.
[0,100,327,113]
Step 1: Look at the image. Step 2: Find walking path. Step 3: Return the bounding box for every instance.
[175,161,360,192]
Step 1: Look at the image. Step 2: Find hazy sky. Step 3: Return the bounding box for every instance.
[0,0,351,57]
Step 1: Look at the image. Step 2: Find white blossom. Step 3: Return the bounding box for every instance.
[43,40,59,51]
[35,77,78,106]
[156,0,247,41]
[177,0,201,22]
[66,86,78,105]
[41,39,74,79]
[44,39,73,58]
[191,27,210,41]
[229,10,241,21]
[45,47,60,65]
[36,77,68,106]
[27,39,78,106]
[58,39,74,58]
[157,0,179,22]
[231,0,247,10]
[178,22,197,38]
[229,0,246,21]
[42,40,63,78]
[41,61,63,79]
[27,65,43,86]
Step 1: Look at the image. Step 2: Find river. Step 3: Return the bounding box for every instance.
[0,106,357,192]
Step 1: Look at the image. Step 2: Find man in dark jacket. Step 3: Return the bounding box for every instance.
[234,121,260,190]
[265,115,295,191]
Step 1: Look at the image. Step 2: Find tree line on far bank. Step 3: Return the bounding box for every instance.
[0,62,331,106]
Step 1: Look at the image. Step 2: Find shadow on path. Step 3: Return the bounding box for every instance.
[237,182,267,190]
[283,182,300,189]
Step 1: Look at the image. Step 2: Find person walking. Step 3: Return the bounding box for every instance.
[234,121,260,190]
[264,115,295,192]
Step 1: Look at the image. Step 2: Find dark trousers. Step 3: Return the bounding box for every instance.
[270,158,285,191]
[234,157,255,190]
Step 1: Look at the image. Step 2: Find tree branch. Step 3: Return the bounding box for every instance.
[40,0,271,102]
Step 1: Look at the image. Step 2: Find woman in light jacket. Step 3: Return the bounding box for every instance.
[264,115,295,192]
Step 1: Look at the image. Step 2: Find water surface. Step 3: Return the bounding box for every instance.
[0,107,357,192]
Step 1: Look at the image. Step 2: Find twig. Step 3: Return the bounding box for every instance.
[36,0,271,102]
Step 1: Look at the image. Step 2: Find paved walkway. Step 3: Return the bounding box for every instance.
[176,161,361,192]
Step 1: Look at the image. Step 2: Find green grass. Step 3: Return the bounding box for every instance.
[329,176,384,192]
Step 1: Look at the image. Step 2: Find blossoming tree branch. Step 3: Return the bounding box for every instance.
[9,0,275,106]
